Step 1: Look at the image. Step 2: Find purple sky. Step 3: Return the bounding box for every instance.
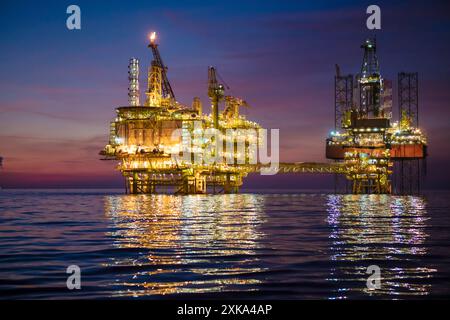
[0,0,449,189]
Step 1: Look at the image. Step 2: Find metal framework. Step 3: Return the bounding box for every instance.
[118,162,348,194]
[334,65,353,129]
[333,66,353,193]
[146,64,163,107]
[380,79,393,119]
[149,37,175,100]
[398,72,419,127]
[394,72,423,195]
[208,67,225,129]
[393,159,421,195]
[101,35,428,196]
[326,39,427,195]
[128,58,140,106]
[359,38,381,117]
[247,162,347,174]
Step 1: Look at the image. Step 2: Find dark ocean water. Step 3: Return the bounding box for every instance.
[0,189,449,299]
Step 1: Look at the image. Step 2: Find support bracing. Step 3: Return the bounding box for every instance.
[398,72,419,127]
[393,72,424,195]
[393,159,423,195]
[334,66,353,129]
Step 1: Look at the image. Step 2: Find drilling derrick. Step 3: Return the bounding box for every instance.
[359,38,381,118]
[328,39,393,194]
[352,38,391,193]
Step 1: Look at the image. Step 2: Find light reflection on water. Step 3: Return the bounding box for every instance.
[2,189,446,299]
[326,194,436,298]
[103,193,438,298]
[103,194,267,297]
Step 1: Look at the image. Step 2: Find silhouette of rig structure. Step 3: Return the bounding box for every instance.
[100,34,427,195]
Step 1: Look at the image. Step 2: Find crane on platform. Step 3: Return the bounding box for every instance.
[208,67,250,126]
[148,32,175,100]
[223,96,249,120]
[208,66,225,128]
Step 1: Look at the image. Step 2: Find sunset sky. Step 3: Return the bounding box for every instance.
[1,0,449,189]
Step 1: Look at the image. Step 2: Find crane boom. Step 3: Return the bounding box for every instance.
[149,34,175,100]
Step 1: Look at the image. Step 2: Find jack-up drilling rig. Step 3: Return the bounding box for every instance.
[326,38,427,194]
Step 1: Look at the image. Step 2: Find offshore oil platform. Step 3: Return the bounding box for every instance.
[100,32,263,195]
[100,33,427,195]
[327,38,427,194]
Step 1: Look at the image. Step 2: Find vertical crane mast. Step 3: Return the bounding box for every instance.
[148,32,175,100]
[208,67,225,128]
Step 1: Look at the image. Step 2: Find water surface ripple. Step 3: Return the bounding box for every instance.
[0,189,449,299]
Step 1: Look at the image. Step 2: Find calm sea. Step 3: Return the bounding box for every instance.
[0,189,449,299]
